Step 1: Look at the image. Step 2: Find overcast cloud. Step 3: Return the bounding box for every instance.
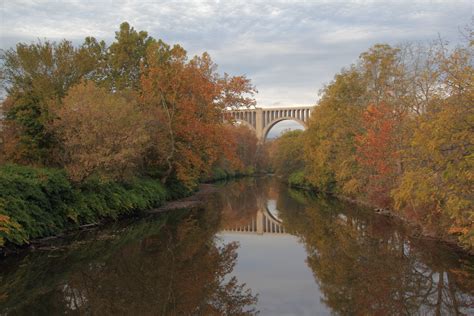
[1,0,472,108]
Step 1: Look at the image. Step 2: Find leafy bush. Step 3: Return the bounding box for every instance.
[288,170,313,190]
[0,164,74,243]
[0,164,169,247]
[208,167,228,182]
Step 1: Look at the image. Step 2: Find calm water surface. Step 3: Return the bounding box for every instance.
[1,177,473,315]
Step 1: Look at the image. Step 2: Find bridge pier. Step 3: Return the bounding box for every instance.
[256,209,264,234]
[255,108,264,141]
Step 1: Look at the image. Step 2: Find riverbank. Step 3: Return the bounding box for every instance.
[0,164,190,253]
[0,164,255,255]
[287,176,472,255]
[1,182,222,257]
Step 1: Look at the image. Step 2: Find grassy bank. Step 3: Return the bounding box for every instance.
[0,164,191,249]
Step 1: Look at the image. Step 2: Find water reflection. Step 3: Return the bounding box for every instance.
[1,177,473,315]
[0,208,258,315]
[217,178,286,235]
[214,178,324,314]
[214,177,474,315]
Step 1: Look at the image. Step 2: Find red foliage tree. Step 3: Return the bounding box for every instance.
[355,102,400,206]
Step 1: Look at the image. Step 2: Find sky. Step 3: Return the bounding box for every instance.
[1,0,472,135]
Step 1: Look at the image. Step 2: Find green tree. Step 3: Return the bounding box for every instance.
[1,39,103,165]
[304,67,367,194]
[106,22,155,91]
[270,130,305,181]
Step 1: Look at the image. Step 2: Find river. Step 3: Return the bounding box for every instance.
[1,177,473,315]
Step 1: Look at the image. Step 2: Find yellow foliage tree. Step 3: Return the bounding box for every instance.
[52,81,149,181]
[393,40,473,250]
[304,67,367,194]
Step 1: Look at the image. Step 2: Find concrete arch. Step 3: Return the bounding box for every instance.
[226,106,313,142]
[262,117,307,141]
[264,205,282,223]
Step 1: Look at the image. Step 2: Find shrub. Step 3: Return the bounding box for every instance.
[0,164,169,247]
[288,170,313,189]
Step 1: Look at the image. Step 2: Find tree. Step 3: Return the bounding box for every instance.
[218,73,257,110]
[359,44,403,106]
[270,130,305,180]
[228,124,259,172]
[77,36,109,84]
[106,22,155,91]
[0,39,104,165]
[355,102,400,207]
[52,81,149,181]
[304,67,367,194]
[140,41,255,187]
[393,53,473,249]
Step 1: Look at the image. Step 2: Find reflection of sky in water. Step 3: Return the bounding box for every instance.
[217,233,331,316]
[266,199,281,221]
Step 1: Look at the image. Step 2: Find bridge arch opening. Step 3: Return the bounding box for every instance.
[264,118,306,141]
[266,199,282,222]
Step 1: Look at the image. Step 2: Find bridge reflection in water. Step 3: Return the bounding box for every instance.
[221,207,287,235]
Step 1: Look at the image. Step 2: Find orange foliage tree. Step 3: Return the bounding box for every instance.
[228,125,259,172]
[140,42,256,187]
[355,102,400,207]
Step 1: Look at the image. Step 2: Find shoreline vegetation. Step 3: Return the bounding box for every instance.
[0,164,175,253]
[288,180,468,254]
[268,31,473,254]
[0,164,257,255]
[1,21,472,256]
[0,22,266,253]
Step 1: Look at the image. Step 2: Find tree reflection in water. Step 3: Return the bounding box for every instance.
[278,186,474,316]
[1,177,473,315]
[0,208,258,315]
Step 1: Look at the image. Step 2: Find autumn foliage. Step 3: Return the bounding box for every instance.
[355,103,400,207]
[0,22,257,188]
[139,43,255,186]
[0,22,259,248]
[285,36,473,251]
[52,81,149,182]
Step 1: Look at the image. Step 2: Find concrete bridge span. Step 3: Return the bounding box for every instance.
[227,106,313,141]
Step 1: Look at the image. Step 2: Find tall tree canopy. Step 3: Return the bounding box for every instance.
[299,33,473,251]
[0,22,257,189]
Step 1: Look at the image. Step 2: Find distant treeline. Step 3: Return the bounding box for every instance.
[269,33,473,252]
[0,22,264,247]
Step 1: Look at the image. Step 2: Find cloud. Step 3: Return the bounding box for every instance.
[1,0,472,108]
